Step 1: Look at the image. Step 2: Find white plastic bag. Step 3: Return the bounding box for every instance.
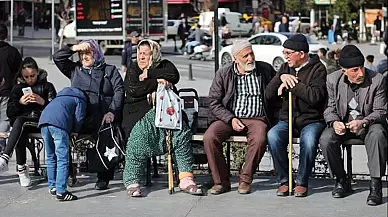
[155,84,182,130]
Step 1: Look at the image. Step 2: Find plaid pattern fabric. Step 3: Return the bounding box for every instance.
[232,63,264,118]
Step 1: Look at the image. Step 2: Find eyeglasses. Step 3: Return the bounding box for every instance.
[283,50,297,57]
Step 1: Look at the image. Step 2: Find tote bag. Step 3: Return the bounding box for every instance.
[154,84,183,130]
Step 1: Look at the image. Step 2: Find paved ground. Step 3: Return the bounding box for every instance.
[2,29,387,216]
[0,166,387,217]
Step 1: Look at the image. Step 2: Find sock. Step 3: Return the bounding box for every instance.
[179,177,196,189]
[17,164,26,172]
[126,183,140,190]
[0,154,9,164]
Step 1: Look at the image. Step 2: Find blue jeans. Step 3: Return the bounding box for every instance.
[41,125,69,194]
[186,41,200,54]
[267,121,325,186]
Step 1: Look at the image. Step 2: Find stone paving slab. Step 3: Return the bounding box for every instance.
[0,170,387,217]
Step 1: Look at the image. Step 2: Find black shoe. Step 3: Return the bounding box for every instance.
[56,191,78,201]
[332,180,351,198]
[49,188,56,196]
[95,180,109,190]
[366,178,382,206]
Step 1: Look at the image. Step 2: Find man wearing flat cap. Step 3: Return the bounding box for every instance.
[265,34,327,197]
[320,44,387,206]
[203,40,278,195]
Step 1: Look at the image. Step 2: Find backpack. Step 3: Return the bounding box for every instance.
[86,123,126,173]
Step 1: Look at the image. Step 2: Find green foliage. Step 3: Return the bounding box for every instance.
[222,142,246,170]
[286,0,301,12]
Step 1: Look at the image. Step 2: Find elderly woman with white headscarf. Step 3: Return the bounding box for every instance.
[121,39,203,197]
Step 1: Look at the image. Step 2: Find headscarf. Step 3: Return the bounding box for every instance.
[137,39,162,69]
[79,39,106,68]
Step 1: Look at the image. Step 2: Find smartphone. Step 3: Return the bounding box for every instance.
[22,87,33,95]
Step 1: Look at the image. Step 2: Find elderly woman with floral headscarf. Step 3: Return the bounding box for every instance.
[53,40,124,190]
[121,39,203,197]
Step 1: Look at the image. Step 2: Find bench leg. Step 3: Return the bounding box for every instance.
[26,139,40,175]
[226,142,231,177]
[152,156,159,178]
[345,145,353,191]
[145,158,152,186]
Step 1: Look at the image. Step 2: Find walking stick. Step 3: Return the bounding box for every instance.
[288,91,293,194]
[166,129,174,194]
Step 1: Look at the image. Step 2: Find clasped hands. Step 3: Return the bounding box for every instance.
[277,74,299,96]
[333,120,366,135]
[19,93,45,105]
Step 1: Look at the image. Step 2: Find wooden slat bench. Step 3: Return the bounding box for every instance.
[189,95,377,187]
[190,96,301,174]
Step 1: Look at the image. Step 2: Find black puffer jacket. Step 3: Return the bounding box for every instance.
[265,55,327,130]
[6,69,57,125]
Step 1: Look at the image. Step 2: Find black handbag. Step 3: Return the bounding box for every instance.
[86,123,126,173]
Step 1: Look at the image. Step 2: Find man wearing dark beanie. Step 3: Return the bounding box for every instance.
[265,33,327,197]
[320,44,387,206]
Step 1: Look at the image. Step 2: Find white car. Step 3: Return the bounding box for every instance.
[219,32,328,71]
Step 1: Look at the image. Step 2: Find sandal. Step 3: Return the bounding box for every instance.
[180,185,203,196]
[127,186,142,197]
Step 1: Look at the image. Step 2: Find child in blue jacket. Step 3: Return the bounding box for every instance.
[38,87,87,202]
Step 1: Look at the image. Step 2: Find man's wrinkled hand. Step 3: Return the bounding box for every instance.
[231,118,245,132]
[333,121,346,135]
[277,82,288,96]
[280,74,298,89]
[346,120,364,133]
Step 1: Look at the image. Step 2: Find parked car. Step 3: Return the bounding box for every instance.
[219,32,328,71]
[289,16,311,33]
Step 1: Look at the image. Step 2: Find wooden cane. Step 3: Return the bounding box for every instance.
[166,130,174,194]
[288,91,293,194]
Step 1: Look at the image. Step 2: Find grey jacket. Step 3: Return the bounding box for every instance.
[208,61,278,126]
[324,68,387,126]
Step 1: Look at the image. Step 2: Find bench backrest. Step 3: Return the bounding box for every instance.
[197,96,210,133]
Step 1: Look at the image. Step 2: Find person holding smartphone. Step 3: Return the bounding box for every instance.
[0,57,56,187]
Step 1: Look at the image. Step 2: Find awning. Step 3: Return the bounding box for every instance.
[168,0,190,4]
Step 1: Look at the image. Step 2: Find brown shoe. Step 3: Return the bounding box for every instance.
[238,182,251,194]
[295,186,308,197]
[209,184,231,195]
[277,185,292,197]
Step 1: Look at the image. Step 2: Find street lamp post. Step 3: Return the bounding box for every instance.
[214,0,219,72]
[10,0,14,45]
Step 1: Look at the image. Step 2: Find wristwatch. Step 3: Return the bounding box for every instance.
[362,121,368,128]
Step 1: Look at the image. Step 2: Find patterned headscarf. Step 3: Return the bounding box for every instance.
[79,39,106,68]
[137,39,162,69]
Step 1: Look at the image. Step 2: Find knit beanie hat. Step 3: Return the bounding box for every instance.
[231,40,252,56]
[283,34,309,52]
[339,45,364,68]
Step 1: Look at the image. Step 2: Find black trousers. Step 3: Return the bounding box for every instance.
[4,116,40,165]
[320,124,388,179]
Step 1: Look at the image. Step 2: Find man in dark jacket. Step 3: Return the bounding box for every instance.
[265,34,327,197]
[0,24,22,153]
[177,17,189,52]
[320,45,387,206]
[203,40,278,195]
[121,31,140,74]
